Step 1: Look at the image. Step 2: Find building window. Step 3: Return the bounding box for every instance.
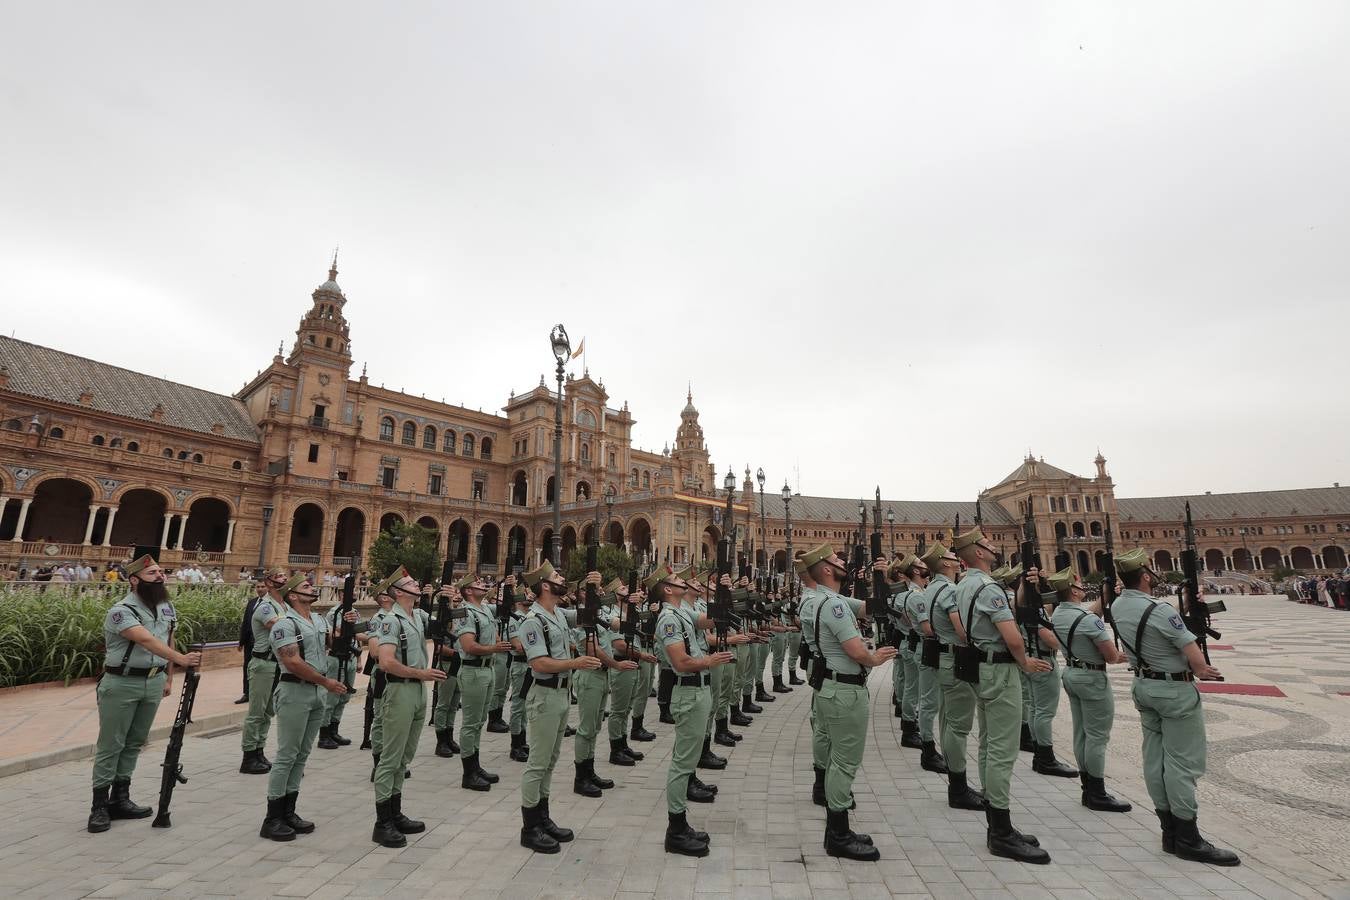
[608,451,616,467]
[423,425,436,449]
[463,433,475,456]
[481,437,492,460]
[127,441,139,452]
[643,471,650,488]
[162,447,174,458]
[429,473,443,496]
[49,427,65,439]
[379,417,395,441]
[92,435,105,446]
[192,453,204,464]
[308,443,319,463]
[444,429,456,453]
[337,470,348,481]
[231,460,243,470]
[324,337,333,348]
[401,422,416,446]
[472,480,484,501]
[109,437,122,448]
[381,466,396,489]
[178,450,189,460]
[580,442,590,463]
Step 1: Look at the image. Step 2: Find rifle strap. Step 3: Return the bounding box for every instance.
[1116,601,1159,667]
[964,583,998,649]
[929,584,952,630]
[1057,609,1091,665]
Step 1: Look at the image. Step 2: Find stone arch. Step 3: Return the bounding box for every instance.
[401,421,416,445]
[334,507,366,559]
[1323,546,1347,570]
[607,520,623,546]
[773,549,788,571]
[628,517,652,557]
[1260,547,1283,569]
[1203,548,1225,572]
[1076,549,1090,575]
[702,524,721,562]
[480,437,493,460]
[448,519,471,563]
[182,497,230,552]
[1232,547,1255,571]
[379,512,404,535]
[1072,521,1086,539]
[511,470,528,506]
[422,424,437,450]
[1094,550,1108,573]
[1291,546,1315,570]
[443,429,457,453]
[416,515,439,547]
[476,522,500,566]
[581,522,596,546]
[21,477,96,543]
[463,432,476,456]
[288,503,325,556]
[539,528,555,563]
[1153,549,1174,572]
[1054,521,1068,539]
[1089,520,1102,537]
[575,480,591,501]
[108,488,168,547]
[545,475,556,505]
[561,525,578,564]
[503,525,528,568]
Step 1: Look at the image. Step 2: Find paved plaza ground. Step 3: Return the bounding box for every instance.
[1,595,1348,899]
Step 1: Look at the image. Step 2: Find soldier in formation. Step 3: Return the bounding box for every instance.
[239,570,288,775]
[451,572,511,791]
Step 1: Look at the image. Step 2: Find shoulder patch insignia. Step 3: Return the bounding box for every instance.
[1168,614,1185,630]
[663,621,677,637]
[832,603,845,619]
[992,597,1005,609]
[1093,617,1106,629]
[164,607,175,619]
[382,621,392,635]
[526,630,538,646]
[111,611,122,624]
[272,627,284,640]
[259,602,272,617]
[916,601,927,614]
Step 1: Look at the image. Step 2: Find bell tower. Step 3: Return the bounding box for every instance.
[288,252,354,379]
[671,386,711,491]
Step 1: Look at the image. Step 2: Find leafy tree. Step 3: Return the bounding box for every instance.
[1163,570,1184,585]
[1084,571,1105,587]
[1270,564,1298,582]
[367,522,441,584]
[562,544,636,585]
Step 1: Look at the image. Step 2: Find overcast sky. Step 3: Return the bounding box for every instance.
[2,2,1346,502]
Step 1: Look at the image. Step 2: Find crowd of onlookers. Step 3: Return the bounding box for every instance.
[0,561,229,590]
[1290,574,1348,609]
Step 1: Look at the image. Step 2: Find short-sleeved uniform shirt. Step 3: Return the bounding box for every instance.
[684,599,709,652]
[518,602,573,666]
[378,604,430,669]
[1050,601,1110,665]
[924,575,960,645]
[798,585,823,647]
[656,603,705,669]
[103,593,176,669]
[813,587,863,675]
[506,611,524,647]
[904,584,931,636]
[454,601,498,650]
[251,595,287,656]
[887,584,912,634]
[954,569,1013,654]
[1111,589,1194,673]
[569,594,616,657]
[273,608,330,673]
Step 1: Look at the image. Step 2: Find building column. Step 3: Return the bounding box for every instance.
[101,505,119,547]
[1282,553,1291,568]
[82,505,100,545]
[11,498,32,542]
[175,513,191,550]
[0,497,8,526]
[1315,553,1324,569]
[224,519,236,553]
[1224,556,1233,571]
[160,513,174,549]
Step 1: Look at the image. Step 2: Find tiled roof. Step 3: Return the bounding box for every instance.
[1117,486,1350,523]
[0,336,259,443]
[754,492,1018,528]
[994,457,1080,487]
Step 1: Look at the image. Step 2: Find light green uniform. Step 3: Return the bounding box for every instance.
[657,603,710,814]
[324,604,360,728]
[267,607,330,800]
[1113,589,1205,819]
[93,593,175,788]
[785,613,802,676]
[812,586,871,812]
[242,595,285,754]
[372,605,430,802]
[798,585,827,770]
[892,585,919,720]
[955,568,1021,811]
[769,607,788,679]
[887,584,910,714]
[608,605,640,740]
[453,602,498,757]
[518,602,574,807]
[904,583,942,742]
[507,611,528,736]
[631,620,657,722]
[429,608,461,732]
[929,574,973,774]
[1022,593,1061,745]
[367,608,391,754]
[1051,600,1114,778]
[492,636,510,715]
[573,599,616,763]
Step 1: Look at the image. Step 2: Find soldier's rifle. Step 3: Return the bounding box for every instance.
[1017,500,1044,656]
[712,488,735,651]
[1180,502,1224,677]
[578,499,603,656]
[1103,515,1120,649]
[867,488,888,624]
[151,643,202,828]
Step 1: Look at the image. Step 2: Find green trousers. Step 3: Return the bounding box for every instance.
[753,642,769,688]
[457,664,494,755]
[267,680,326,800]
[608,666,638,740]
[1020,670,1032,725]
[770,632,787,679]
[521,679,569,807]
[241,657,278,753]
[492,653,509,711]
[93,672,166,788]
[323,656,356,727]
[815,680,869,812]
[706,665,724,734]
[1026,661,1062,744]
[938,651,977,776]
[631,658,654,720]
[666,683,711,814]
[899,649,919,720]
[915,661,941,741]
[430,659,461,731]
[974,661,1022,811]
[1062,667,1114,778]
[786,632,801,672]
[369,672,385,755]
[720,649,740,712]
[508,659,528,736]
[373,681,426,802]
[573,667,609,762]
[810,688,829,770]
[1132,679,1206,819]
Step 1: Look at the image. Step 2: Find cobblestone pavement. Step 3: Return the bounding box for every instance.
[2,595,1347,899]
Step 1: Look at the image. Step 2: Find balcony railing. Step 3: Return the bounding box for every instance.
[288,554,321,566]
[309,416,330,429]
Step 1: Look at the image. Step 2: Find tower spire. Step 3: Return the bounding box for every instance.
[329,246,339,281]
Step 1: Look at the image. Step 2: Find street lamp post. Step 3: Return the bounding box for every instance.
[723,469,736,569]
[756,467,766,571]
[781,481,793,568]
[549,325,570,566]
[604,483,616,546]
[886,507,896,555]
[257,505,274,574]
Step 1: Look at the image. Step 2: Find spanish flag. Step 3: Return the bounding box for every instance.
[570,337,585,360]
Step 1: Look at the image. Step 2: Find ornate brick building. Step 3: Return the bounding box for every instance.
[1,264,1346,580]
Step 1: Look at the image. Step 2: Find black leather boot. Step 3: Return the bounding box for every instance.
[476,753,500,784]
[812,766,827,807]
[282,792,315,834]
[563,725,576,737]
[1032,743,1079,778]
[756,682,775,702]
[390,792,425,834]
[1019,722,1035,752]
[772,675,791,693]
[487,707,509,733]
[1081,774,1132,812]
[630,716,656,741]
[520,803,560,854]
[729,705,753,727]
[445,727,460,755]
[609,737,637,766]
[462,754,492,792]
[985,806,1050,864]
[88,785,111,833]
[742,693,763,714]
[920,740,948,774]
[435,729,455,758]
[690,774,718,796]
[947,770,985,811]
[588,758,614,789]
[108,779,152,820]
[261,797,297,842]
[573,760,601,797]
[316,724,339,750]
[658,703,674,725]
[893,701,903,718]
[714,718,738,747]
[825,809,879,861]
[1173,816,1241,866]
[239,748,271,775]
[685,779,716,804]
[665,811,710,857]
[621,738,644,761]
[329,724,352,746]
[719,716,742,742]
[899,719,923,749]
[697,738,727,770]
[538,797,573,843]
[509,730,530,762]
[371,799,405,848]
[788,670,804,685]
[1157,809,1177,854]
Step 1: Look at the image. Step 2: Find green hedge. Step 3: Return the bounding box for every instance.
[0,587,247,687]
